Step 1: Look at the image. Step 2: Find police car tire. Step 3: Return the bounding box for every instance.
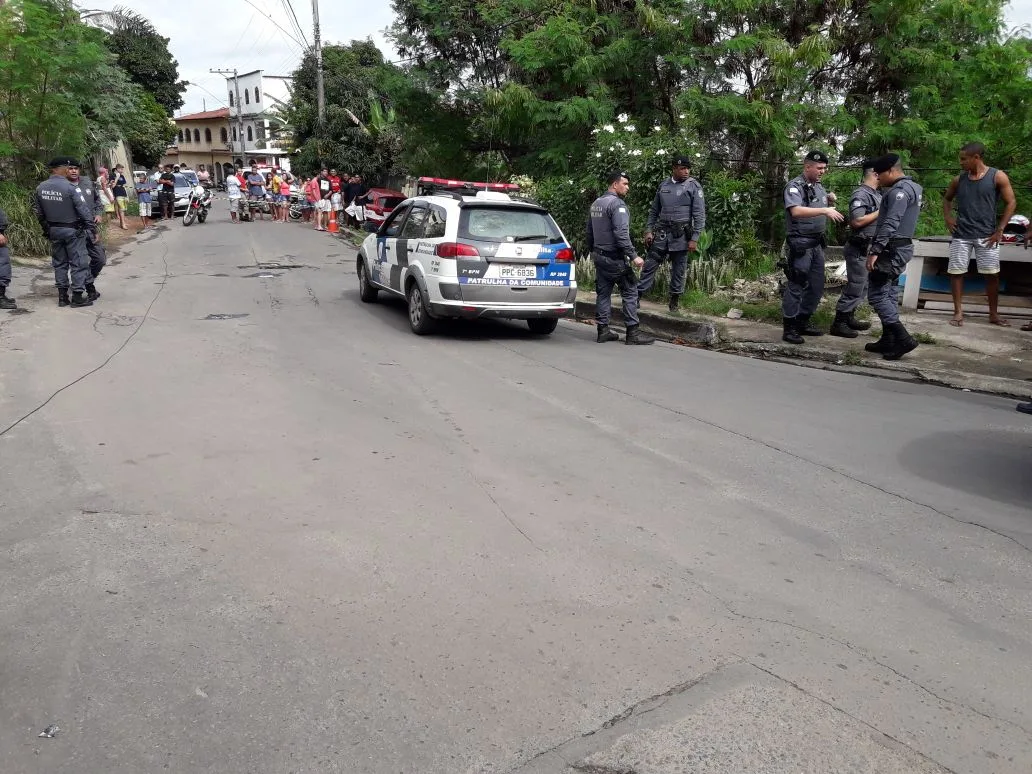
[527,318,558,335]
[358,260,378,303]
[407,281,436,335]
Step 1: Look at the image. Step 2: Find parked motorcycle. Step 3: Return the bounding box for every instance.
[182,184,213,226]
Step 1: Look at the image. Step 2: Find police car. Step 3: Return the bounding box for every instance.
[356,177,577,335]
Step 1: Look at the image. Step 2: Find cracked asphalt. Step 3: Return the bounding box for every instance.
[1,209,1031,774]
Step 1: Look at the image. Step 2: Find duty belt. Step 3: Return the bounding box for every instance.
[48,222,79,228]
[592,249,624,260]
[889,237,912,246]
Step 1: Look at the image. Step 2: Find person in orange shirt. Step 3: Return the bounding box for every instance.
[279,173,292,222]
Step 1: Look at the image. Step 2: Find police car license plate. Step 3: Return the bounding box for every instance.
[497,265,536,279]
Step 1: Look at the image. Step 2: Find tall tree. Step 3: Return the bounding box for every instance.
[82,5,187,114]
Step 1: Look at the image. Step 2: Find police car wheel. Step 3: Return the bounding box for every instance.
[407,282,435,335]
[358,260,378,303]
[527,318,558,335]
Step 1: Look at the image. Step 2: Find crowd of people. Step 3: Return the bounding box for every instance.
[221,164,369,230]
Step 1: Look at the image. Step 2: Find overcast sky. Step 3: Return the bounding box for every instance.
[80,0,1032,117]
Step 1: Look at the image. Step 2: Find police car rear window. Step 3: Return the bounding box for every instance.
[381,196,405,209]
[459,206,563,244]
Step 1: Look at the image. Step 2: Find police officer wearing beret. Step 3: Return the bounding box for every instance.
[587,171,655,345]
[66,163,106,302]
[31,157,96,307]
[864,154,923,360]
[829,159,880,338]
[0,202,16,310]
[781,150,844,344]
[638,155,706,312]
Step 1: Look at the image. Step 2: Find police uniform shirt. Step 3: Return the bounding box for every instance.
[784,175,828,237]
[33,174,94,229]
[648,177,706,241]
[588,192,636,259]
[870,177,923,255]
[848,185,882,239]
[76,178,104,218]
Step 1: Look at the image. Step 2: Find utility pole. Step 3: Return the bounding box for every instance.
[211,68,246,166]
[312,0,325,125]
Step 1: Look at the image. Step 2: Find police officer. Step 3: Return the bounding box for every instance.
[587,171,654,345]
[67,163,106,302]
[830,159,880,337]
[31,157,96,308]
[0,203,15,310]
[638,155,706,312]
[864,154,923,360]
[781,150,844,344]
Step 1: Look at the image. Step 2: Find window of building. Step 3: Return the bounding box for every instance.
[178,130,184,142]
[254,87,260,103]
[245,90,249,105]
[193,128,200,142]
[183,129,190,143]
[246,126,253,141]
[229,92,234,106]
[205,128,212,143]
[232,127,237,141]
[220,127,228,142]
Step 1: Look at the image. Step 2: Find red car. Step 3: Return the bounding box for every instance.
[360,188,407,225]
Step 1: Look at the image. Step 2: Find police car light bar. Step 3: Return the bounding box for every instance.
[417,177,521,194]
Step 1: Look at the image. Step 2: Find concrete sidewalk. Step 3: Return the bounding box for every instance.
[577,292,1032,399]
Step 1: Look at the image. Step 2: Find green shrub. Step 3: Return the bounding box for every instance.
[0,182,48,257]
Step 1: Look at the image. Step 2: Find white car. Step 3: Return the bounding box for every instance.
[355,180,577,335]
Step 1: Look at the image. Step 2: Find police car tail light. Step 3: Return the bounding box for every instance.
[436,243,479,258]
[554,247,574,262]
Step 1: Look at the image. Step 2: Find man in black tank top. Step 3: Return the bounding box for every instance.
[942,142,1016,327]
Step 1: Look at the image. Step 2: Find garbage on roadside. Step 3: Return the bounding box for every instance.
[726,307,744,319]
[38,724,59,738]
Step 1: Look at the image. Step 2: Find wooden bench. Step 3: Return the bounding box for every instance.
[901,238,1032,312]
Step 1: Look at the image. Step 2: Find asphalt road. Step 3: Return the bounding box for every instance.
[2,209,1030,774]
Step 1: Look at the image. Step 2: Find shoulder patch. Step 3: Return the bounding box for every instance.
[617,207,626,213]
[851,200,862,208]
[895,192,905,200]
[789,187,799,194]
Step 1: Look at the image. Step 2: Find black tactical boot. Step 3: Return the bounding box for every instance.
[782,317,804,345]
[596,324,620,343]
[829,311,858,338]
[86,282,100,302]
[847,311,871,331]
[58,288,70,307]
[70,290,93,308]
[882,322,918,360]
[624,325,655,345]
[668,294,680,313]
[0,286,15,310]
[796,314,824,337]
[864,326,894,353]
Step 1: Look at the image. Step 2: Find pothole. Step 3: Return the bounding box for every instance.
[202,313,249,321]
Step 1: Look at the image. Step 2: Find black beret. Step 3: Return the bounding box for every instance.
[804,150,829,164]
[872,154,900,173]
[671,155,693,167]
[48,156,80,168]
[861,157,877,171]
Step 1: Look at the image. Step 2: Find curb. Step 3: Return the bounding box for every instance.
[575,299,1032,400]
[574,299,719,346]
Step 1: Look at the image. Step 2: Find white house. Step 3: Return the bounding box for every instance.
[225,69,293,172]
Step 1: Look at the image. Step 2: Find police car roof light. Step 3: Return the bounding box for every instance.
[417,176,520,194]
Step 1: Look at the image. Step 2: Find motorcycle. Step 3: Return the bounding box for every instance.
[182,184,213,226]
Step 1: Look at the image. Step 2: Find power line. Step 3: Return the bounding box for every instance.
[281,0,309,47]
[240,0,305,49]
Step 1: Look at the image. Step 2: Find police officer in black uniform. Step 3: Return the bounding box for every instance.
[638,155,706,312]
[781,150,844,344]
[830,159,880,337]
[0,203,15,310]
[587,171,654,345]
[67,163,106,302]
[32,157,96,307]
[865,154,923,360]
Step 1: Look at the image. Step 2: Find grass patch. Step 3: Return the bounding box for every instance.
[0,182,49,257]
[913,331,937,345]
[841,349,865,366]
